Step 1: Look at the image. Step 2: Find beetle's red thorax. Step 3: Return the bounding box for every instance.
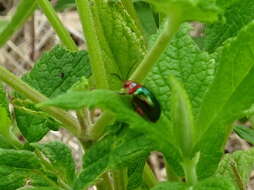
[123,80,142,94]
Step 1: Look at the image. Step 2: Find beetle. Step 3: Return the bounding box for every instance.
[123,80,161,122]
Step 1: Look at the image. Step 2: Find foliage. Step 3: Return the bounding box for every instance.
[0,0,254,190]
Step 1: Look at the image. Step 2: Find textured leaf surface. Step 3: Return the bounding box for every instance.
[127,159,145,190]
[32,141,76,184]
[0,164,52,190]
[201,0,254,52]
[16,45,91,142]
[216,148,254,190]
[196,21,254,179]
[40,89,183,178]
[0,148,41,169]
[145,24,215,119]
[74,127,153,190]
[17,187,59,190]
[22,46,91,98]
[134,2,157,38]
[93,0,146,89]
[151,182,187,190]
[234,125,254,145]
[194,177,235,190]
[145,0,220,22]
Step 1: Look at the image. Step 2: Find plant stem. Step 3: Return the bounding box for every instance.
[36,0,78,51]
[143,163,158,188]
[0,65,81,137]
[88,111,115,140]
[130,17,181,82]
[182,157,198,186]
[76,0,109,89]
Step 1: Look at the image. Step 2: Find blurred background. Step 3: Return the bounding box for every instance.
[1,0,254,189]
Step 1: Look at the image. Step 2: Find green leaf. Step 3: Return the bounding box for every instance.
[74,125,153,190]
[151,182,187,190]
[127,159,146,190]
[234,125,254,145]
[216,148,254,190]
[194,177,236,190]
[14,106,58,142]
[0,135,12,149]
[145,0,220,23]
[15,45,91,142]
[0,148,41,169]
[92,0,146,89]
[201,0,254,52]
[169,75,195,158]
[17,187,59,190]
[0,166,51,190]
[134,2,158,38]
[0,149,58,190]
[32,141,76,185]
[145,24,215,119]
[39,89,183,176]
[22,46,91,98]
[196,21,254,179]
[197,21,254,136]
[0,0,36,47]
[54,0,75,11]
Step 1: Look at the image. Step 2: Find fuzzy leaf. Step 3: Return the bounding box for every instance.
[127,159,146,190]
[0,166,51,190]
[0,148,41,169]
[17,187,59,190]
[145,0,220,23]
[15,45,91,142]
[234,125,254,145]
[196,21,254,179]
[74,127,153,190]
[40,88,183,175]
[216,148,254,190]
[22,46,91,98]
[32,141,76,185]
[92,0,146,89]
[134,2,158,38]
[194,177,235,190]
[201,0,254,52]
[151,182,187,190]
[145,24,215,119]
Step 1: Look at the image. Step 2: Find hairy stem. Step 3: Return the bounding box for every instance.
[76,0,109,89]
[0,65,81,137]
[36,0,78,51]
[130,17,181,82]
